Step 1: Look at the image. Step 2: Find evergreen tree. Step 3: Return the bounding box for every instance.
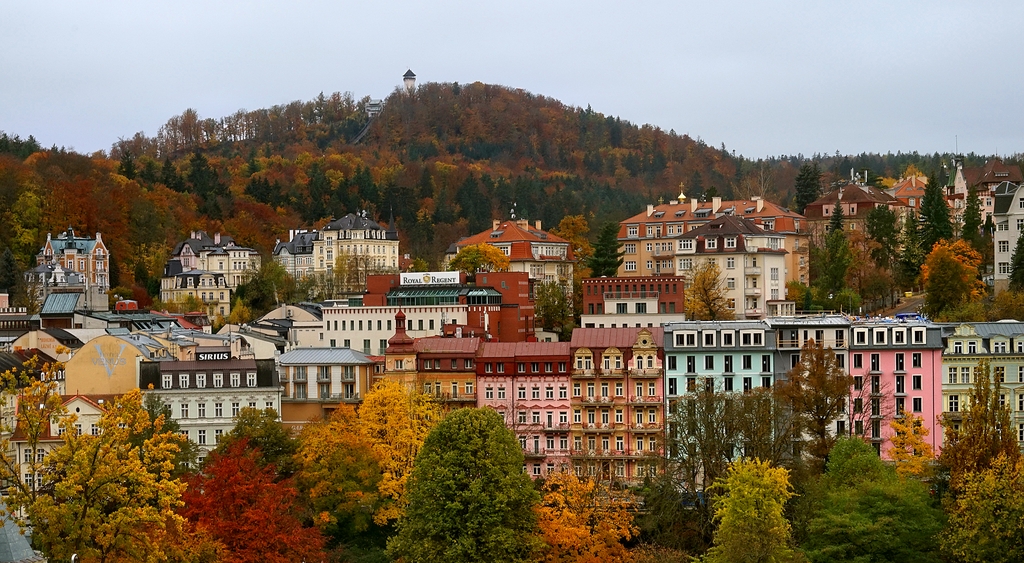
[588,222,624,277]
[117,150,137,180]
[866,205,899,270]
[920,172,953,253]
[962,186,982,250]
[815,228,852,297]
[1009,231,1024,292]
[160,157,183,191]
[898,210,925,290]
[828,196,844,232]
[794,163,822,214]
[0,247,20,294]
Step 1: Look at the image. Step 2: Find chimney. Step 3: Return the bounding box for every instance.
[670,199,678,205]
[95,232,102,242]
[712,197,722,213]
[535,220,542,230]
[647,204,655,217]
[214,232,221,245]
[755,197,764,212]
[691,198,698,213]
[493,220,501,231]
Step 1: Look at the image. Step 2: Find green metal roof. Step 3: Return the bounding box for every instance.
[39,293,79,315]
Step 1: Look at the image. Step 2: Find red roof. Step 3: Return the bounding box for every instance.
[964,159,1024,187]
[454,220,574,261]
[478,341,571,358]
[570,327,664,349]
[619,198,805,237]
[414,337,482,354]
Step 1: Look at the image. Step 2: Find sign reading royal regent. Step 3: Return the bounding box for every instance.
[197,351,231,361]
[400,272,460,286]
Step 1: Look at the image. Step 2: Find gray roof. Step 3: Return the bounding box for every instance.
[947,321,1024,338]
[767,315,852,328]
[0,502,43,562]
[992,181,1022,216]
[664,320,771,332]
[273,231,318,256]
[279,347,374,365]
[40,293,80,315]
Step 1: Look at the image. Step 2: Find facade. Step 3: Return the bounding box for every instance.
[992,181,1023,294]
[569,327,664,483]
[940,322,1024,452]
[947,158,1024,226]
[412,337,481,408]
[273,213,401,286]
[160,231,260,316]
[675,215,790,319]
[848,319,945,457]
[445,219,575,283]
[887,175,927,211]
[580,275,686,328]
[139,354,281,460]
[278,348,375,428]
[618,195,810,285]
[477,341,572,478]
[664,320,778,401]
[804,182,905,237]
[28,227,110,311]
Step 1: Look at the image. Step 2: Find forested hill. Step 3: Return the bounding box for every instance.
[0,81,1008,297]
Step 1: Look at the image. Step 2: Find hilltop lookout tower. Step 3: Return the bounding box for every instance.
[403,69,416,92]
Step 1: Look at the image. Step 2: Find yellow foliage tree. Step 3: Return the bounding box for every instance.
[28,389,189,563]
[887,413,935,479]
[536,472,637,563]
[448,243,510,274]
[358,379,443,524]
[295,405,382,535]
[685,259,733,321]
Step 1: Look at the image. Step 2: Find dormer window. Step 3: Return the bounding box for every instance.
[725,237,737,249]
[705,238,717,250]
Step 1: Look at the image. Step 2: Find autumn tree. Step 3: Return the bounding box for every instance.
[535,280,576,341]
[448,243,510,274]
[550,214,594,273]
[182,440,326,563]
[215,407,297,474]
[295,405,382,550]
[802,438,943,563]
[26,389,190,563]
[588,222,624,277]
[942,454,1024,563]
[887,413,936,479]
[137,391,199,477]
[359,379,443,524]
[703,459,798,563]
[685,259,733,320]
[780,338,853,473]
[939,359,1021,488]
[536,472,636,563]
[388,408,541,563]
[921,239,985,319]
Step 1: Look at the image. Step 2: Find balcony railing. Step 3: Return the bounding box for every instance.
[744,287,762,296]
[628,395,664,404]
[604,291,659,300]
[572,369,597,378]
[629,368,662,377]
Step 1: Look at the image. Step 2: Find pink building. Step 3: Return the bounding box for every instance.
[476,341,572,478]
[848,320,944,458]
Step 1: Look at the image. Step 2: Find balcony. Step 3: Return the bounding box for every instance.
[430,392,477,403]
[746,267,762,275]
[572,369,597,378]
[629,395,664,404]
[604,291,659,300]
[777,339,800,348]
[744,287,762,297]
[631,422,663,432]
[744,308,763,318]
[629,368,662,378]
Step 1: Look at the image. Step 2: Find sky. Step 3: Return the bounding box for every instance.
[3,1,1024,159]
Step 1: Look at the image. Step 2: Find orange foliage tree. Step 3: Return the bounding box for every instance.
[181,440,325,563]
[920,239,985,318]
[535,472,637,563]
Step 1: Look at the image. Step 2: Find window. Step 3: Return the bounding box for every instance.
[198,429,207,445]
[913,397,922,412]
[196,373,206,388]
[247,372,257,387]
[1000,240,1010,253]
[230,373,240,388]
[214,403,223,417]
[949,395,959,412]
[198,403,206,417]
[704,356,714,370]
[895,353,905,372]
[232,402,240,417]
[912,353,922,368]
[625,261,637,272]
[853,354,863,369]
[179,374,189,388]
[180,403,189,418]
[913,375,922,390]
[870,354,880,372]
[162,374,172,389]
[485,387,493,399]
[726,257,735,269]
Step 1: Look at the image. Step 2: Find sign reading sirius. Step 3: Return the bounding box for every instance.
[400,272,460,286]
[197,351,230,361]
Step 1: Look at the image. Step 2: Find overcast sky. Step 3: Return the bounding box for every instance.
[3,1,1022,159]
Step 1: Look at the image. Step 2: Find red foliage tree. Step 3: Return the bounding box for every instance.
[180,440,325,563]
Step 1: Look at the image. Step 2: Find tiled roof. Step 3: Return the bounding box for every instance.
[455,220,571,248]
[477,341,571,358]
[414,337,482,354]
[570,327,664,348]
[324,213,389,232]
[964,159,1024,187]
[679,215,771,239]
[279,347,374,365]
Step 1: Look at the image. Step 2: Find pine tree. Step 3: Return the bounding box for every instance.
[0,247,20,294]
[794,163,822,214]
[829,196,845,232]
[920,172,953,253]
[588,222,624,277]
[1009,231,1024,292]
[962,187,982,250]
[898,210,925,290]
[118,150,137,180]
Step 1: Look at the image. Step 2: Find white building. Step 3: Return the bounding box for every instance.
[992,181,1023,294]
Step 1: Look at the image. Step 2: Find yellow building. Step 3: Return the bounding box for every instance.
[63,334,170,395]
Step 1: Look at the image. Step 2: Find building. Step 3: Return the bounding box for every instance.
[569,327,664,483]
[319,272,536,353]
[273,213,400,288]
[160,231,260,316]
[580,275,686,328]
[477,341,572,478]
[139,352,281,460]
[618,195,810,285]
[663,320,778,401]
[412,337,481,408]
[992,181,1023,294]
[940,322,1024,453]
[888,175,927,211]
[278,348,375,428]
[947,158,1024,225]
[33,227,110,292]
[675,215,791,319]
[848,319,945,457]
[445,219,575,284]
[803,181,904,237]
